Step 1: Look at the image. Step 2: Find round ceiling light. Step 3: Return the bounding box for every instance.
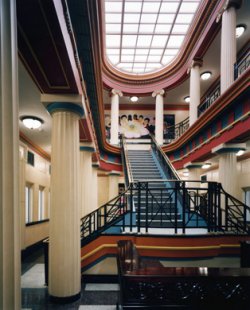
[201,71,212,80]
[130,96,139,102]
[184,96,190,103]
[21,116,43,129]
[236,25,246,38]
[202,163,211,169]
[236,149,245,156]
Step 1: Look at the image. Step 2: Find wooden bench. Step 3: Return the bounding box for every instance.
[117,240,250,309]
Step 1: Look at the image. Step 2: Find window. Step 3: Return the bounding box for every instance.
[27,151,34,166]
[38,187,45,221]
[25,185,33,223]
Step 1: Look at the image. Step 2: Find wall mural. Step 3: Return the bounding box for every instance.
[105,113,175,140]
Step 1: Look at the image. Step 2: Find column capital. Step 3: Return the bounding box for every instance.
[110,89,123,97]
[187,58,203,74]
[46,102,84,118]
[152,89,165,97]
[216,0,242,22]
[212,143,246,154]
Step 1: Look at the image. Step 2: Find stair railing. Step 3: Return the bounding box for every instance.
[120,134,134,187]
[150,133,180,180]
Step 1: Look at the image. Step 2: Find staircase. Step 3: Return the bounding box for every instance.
[127,148,181,228]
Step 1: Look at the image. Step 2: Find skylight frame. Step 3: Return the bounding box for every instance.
[104,0,202,74]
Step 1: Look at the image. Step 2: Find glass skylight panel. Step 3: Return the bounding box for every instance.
[140,14,157,24]
[158,14,175,24]
[121,55,134,62]
[104,0,202,75]
[105,1,122,12]
[122,49,135,55]
[124,13,140,23]
[139,24,155,33]
[176,14,193,23]
[167,35,184,47]
[148,55,161,62]
[137,35,152,47]
[106,35,121,47]
[164,48,178,55]
[149,49,163,55]
[155,24,172,34]
[108,55,119,64]
[135,49,149,55]
[124,2,142,13]
[105,13,121,23]
[134,55,148,62]
[106,23,121,33]
[142,2,161,13]
[123,24,139,33]
[106,48,120,55]
[160,2,179,13]
[179,2,199,13]
[151,35,168,48]
[172,24,189,34]
[122,35,137,47]
[162,55,175,65]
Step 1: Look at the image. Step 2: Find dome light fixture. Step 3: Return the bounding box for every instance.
[184,96,190,103]
[21,116,43,129]
[183,171,189,177]
[236,149,245,156]
[236,25,246,38]
[202,163,211,169]
[130,96,139,102]
[201,71,212,81]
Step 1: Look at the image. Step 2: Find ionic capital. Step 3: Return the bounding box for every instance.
[152,89,165,98]
[111,89,123,97]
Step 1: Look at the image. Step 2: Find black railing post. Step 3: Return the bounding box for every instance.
[182,181,186,234]
[174,181,179,234]
[145,182,149,233]
[207,183,213,232]
[225,195,228,232]
[137,182,141,233]
[217,184,222,231]
[130,184,133,232]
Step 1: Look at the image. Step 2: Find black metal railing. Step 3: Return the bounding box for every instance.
[150,134,180,180]
[164,117,189,142]
[80,180,250,244]
[234,49,250,80]
[198,83,220,117]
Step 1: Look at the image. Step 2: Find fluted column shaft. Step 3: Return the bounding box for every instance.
[219,153,238,197]
[48,103,83,299]
[109,175,119,200]
[110,89,122,145]
[220,6,236,93]
[153,90,165,145]
[91,167,98,212]
[80,148,94,217]
[189,60,202,126]
[0,0,20,308]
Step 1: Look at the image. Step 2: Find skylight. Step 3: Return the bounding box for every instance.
[104,0,202,75]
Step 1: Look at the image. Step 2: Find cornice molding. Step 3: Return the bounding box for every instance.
[19,131,51,161]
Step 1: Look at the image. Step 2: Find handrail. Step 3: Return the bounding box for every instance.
[150,134,180,180]
[120,135,134,187]
[234,48,250,80]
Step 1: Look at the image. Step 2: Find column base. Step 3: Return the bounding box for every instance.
[49,292,81,303]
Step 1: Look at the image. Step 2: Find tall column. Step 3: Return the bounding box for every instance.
[220,1,240,93]
[152,89,165,145]
[0,0,21,308]
[80,145,95,217]
[189,59,202,126]
[110,89,123,145]
[47,102,84,301]
[212,143,245,199]
[184,162,203,188]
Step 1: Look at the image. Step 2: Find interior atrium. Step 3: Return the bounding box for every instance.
[0,0,250,309]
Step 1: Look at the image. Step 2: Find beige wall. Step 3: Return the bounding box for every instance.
[98,176,109,207]
[20,143,50,250]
